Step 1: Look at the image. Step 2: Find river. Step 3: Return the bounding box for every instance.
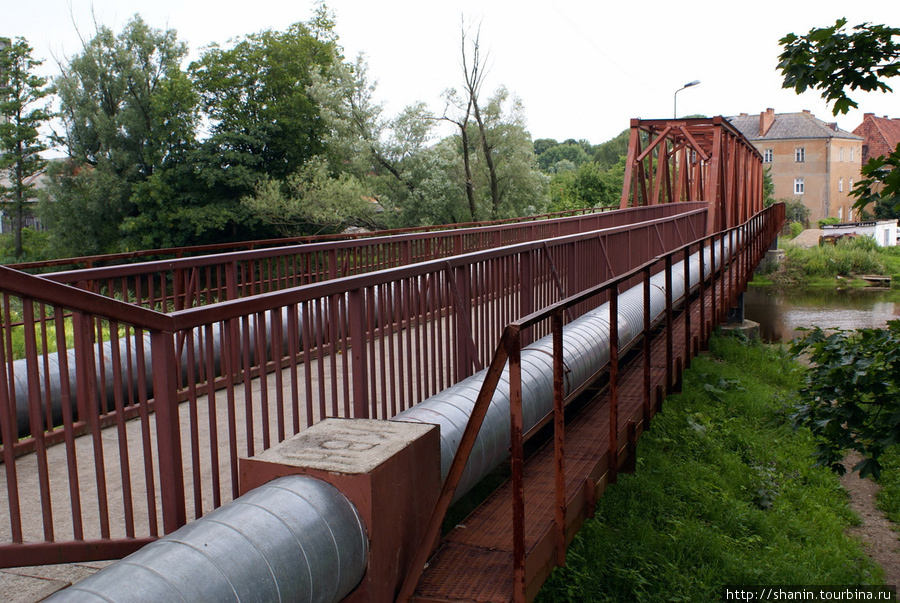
[744,285,900,342]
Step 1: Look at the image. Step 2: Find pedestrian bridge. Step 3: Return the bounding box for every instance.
[0,117,783,601]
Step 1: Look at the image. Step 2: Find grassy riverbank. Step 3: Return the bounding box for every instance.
[536,335,881,602]
[754,235,900,288]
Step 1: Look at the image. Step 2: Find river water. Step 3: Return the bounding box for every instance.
[744,286,900,342]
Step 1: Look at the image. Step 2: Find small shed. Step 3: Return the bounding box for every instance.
[820,220,899,247]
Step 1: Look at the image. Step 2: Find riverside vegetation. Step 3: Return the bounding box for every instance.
[756,234,900,288]
[536,335,883,602]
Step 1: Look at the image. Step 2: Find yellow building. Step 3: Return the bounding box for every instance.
[728,109,864,224]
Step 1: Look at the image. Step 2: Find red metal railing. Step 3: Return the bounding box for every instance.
[0,205,708,567]
[399,202,785,601]
[21,205,692,317]
[6,208,606,274]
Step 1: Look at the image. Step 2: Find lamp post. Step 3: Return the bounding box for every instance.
[674,80,700,118]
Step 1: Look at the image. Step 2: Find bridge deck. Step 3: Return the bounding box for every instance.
[412,285,712,602]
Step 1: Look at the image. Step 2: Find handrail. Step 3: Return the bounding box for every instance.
[6,207,612,273]
[398,203,784,600]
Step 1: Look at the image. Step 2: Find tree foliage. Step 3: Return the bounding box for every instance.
[0,37,50,258]
[778,19,900,115]
[189,7,337,195]
[241,156,376,236]
[791,322,900,479]
[778,19,900,212]
[51,15,199,255]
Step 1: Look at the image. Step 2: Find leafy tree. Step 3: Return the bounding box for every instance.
[791,321,900,479]
[0,37,50,259]
[241,156,376,236]
[536,142,589,173]
[469,87,546,219]
[310,52,435,219]
[592,128,630,170]
[51,15,198,255]
[40,160,131,256]
[533,138,558,156]
[189,6,337,198]
[778,19,900,211]
[548,160,620,212]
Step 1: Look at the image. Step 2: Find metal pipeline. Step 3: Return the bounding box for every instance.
[38,238,734,602]
[390,240,725,499]
[45,475,369,602]
[7,306,311,439]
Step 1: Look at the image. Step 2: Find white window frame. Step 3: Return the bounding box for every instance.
[763,149,773,163]
[839,177,843,193]
[794,178,805,194]
[838,207,843,222]
[839,147,844,162]
[795,147,805,162]
[850,148,855,162]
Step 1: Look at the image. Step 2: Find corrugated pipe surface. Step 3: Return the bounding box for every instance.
[391,240,726,500]
[45,475,368,603]
[7,306,307,439]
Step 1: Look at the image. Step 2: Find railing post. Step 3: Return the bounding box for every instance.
[509,327,526,603]
[642,266,652,426]
[609,284,620,485]
[683,246,692,369]
[664,255,674,394]
[349,288,370,419]
[552,309,566,567]
[150,330,186,534]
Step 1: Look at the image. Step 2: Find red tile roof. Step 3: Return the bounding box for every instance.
[853,114,900,163]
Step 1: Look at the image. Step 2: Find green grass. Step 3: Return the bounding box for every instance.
[767,237,898,288]
[875,447,900,525]
[536,335,880,602]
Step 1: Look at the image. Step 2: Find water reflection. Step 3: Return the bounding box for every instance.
[744,286,900,342]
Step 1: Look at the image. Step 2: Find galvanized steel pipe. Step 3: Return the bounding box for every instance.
[44,475,368,603]
[391,240,726,499]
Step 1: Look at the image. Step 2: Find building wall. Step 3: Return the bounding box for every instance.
[757,137,862,224]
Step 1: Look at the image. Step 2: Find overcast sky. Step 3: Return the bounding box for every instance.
[6,0,900,146]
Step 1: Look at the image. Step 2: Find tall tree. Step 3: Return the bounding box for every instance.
[459,24,502,218]
[0,37,50,259]
[189,6,337,198]
[778,19,900,210]
[50,15,198,255]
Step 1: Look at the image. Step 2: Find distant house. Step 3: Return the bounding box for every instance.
[728,109,864,224]
[853,113,900,164]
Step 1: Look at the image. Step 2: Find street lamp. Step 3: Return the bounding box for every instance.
[674,80,701,118]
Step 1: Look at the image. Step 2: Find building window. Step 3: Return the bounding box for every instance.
[839,177,843,192]
[839,147,844,162]
[795,147,805,162]
[850,178,854,190]
[839,207,843,222]
[794,178,804,194]
[763,149,773,163]
[848,207,853,222]
[850,148,855,162]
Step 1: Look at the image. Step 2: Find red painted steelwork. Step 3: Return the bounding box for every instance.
[410,203,785,602]
[0,206,710,568]
[620,117,764,235]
